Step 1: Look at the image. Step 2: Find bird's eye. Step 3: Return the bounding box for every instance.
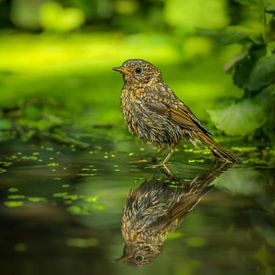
[135,255,144,262]
[135,67,142,74]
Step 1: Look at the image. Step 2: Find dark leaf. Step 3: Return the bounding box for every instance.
[233,45,266,89]
[247,54,275,91]
[219,26,262,45]
[264,0,275,13]
[261,85,275,141]
[233,0,261,5]
[0,119,12,130]
[208,87,272,136]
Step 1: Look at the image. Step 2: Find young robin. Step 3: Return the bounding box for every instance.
[113,59,237,165]
[117,162,231,266]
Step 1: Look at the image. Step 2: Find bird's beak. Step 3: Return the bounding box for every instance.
[112,66,130,74]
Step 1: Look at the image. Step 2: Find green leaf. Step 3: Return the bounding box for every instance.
[247,54,275,91]
[208,91,271,136]
[215,168,264,195]
[164,0,229,31]
[268,42,275,53]
[264,0,275,13]
[233,45,266,89]
[233,0,262,5]
[39,2,85,32]
[261,85,275,141]
[219,26,262,45]
[24,106,40,119]
[0,119,12,130]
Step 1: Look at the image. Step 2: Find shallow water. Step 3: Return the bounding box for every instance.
[0,138,274,275]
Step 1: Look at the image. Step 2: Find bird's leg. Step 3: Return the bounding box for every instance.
[146,147,175,169]
[161,164,175,178]
[151,147,166,162]
[161,147,175,166]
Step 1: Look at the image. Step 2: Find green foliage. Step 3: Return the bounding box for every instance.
[219,26,262,45]
[0,119,12,130]
[232,45,266,90]
[208,96,267,136]
[215,168,264,195]
[233,0,262,5]
[10,0,40,29]
[9,0,85,31]
[209,1,275,142]
[39,1,85,32]
[165,0,229,31]
[248,54,275,90]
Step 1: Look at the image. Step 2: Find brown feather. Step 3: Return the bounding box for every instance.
[115,59,238,163]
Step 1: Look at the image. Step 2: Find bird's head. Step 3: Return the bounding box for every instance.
[113,59,161,85]
[116,242,161,267]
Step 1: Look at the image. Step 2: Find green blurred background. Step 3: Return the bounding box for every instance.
[0,2,275,275]
[1,0,274,145]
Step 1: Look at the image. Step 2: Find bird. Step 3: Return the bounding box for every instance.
[113,59,238,165]
[117,162,231,266]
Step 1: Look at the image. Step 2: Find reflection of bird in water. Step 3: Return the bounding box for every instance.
[117,163,231,266]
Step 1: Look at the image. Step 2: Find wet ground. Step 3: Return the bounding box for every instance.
[0,136,274,275]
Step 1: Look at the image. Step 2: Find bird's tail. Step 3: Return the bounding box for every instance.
[196,132,238,163]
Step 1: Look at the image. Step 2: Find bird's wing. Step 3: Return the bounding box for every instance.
[136,192,208,232]
[144,84,211,135]
[169,191,210,222]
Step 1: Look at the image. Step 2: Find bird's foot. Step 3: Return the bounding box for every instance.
[146,163,174,177]
[146,163,163,169]
[147,161,170,169]
[129,159,149,164]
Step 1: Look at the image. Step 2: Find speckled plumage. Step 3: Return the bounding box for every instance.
[117,163,231,266]
[113,59,237,164]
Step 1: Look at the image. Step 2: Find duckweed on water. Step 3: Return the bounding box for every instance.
[4,201,24,208]
[188,159,205,163]
[0,168,7,174]
[8,187,19,193]
[53,192,68,198]
[14,243,28,253]
[79,173,96,177]
[53,192,98,203]
[0,161,12,167]
[82,196,98,203]
[66,238,99,248]
[232,146,257,152]
[47,162,59,167]
[186,237,206,247]
[167,232,183,240]
[28,197,47,203]
[62,184,70,188]
[184,149,195,153]
[21,155,38,161]
[8,195,25,200]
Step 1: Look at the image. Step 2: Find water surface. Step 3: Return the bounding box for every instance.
[0,138,274,275]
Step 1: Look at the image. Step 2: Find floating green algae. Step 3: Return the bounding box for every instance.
[66,238,99,248]
[4,201,24,208]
